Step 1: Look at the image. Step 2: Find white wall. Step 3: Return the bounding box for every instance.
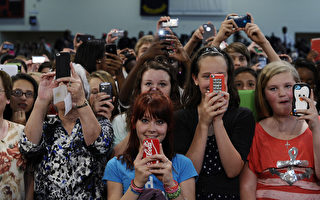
[0,0,319,42]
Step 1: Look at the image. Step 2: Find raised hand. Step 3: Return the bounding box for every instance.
[91,93,114,120]
[148,144,175,187]
[133,146,153,187]
[56,63,86,106]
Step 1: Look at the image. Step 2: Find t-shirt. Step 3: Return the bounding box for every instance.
[0,121,25,200]
[247,122,320,200]
[111,113,128,146]
[173,107,255,198]
[103,154,198,197]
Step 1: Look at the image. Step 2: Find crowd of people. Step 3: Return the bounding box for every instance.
[0,13,320,200]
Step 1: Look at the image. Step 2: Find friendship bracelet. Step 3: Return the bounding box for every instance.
[130,185,141,196]
[164,180,179,193]
[166,186,181,199]
[130,179,144,194]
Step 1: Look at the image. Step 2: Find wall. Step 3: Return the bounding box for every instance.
[0,0,319,42]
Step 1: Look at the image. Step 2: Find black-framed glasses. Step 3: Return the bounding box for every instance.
[11,89,34,98]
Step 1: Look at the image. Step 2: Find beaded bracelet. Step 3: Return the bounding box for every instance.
[166,186,181,199]
[130,179,144,195]
[164,180,179,193]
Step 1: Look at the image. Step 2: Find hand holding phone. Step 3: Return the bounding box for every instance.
[292,83,311,116]
[99,82,113,104]
[143,138,160,164]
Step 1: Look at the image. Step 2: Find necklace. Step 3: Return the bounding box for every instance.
[272,117,299,149]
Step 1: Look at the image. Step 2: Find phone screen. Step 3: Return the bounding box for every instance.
[32,56,46,64]
[55,52,70,79]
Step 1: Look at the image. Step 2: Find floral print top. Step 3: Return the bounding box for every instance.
[19,116,114,200]
[0,120,26,200]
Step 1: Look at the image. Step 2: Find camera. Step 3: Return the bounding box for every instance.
[3,43,14,50]
[76,34,94,43]
[227,15,251,28]
[112,30,124,37]
[161,18,179,28]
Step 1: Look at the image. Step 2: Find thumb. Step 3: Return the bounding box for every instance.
[70,63,80,80]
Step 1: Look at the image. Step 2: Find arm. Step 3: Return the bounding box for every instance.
[184,25,204,56]
[57,64,101,146]
[104,53,125,92]
[240,162,257,200]
[244,15,280,62]
[185,92,227,173]
[298,95,320,179]
[24,72,56,144]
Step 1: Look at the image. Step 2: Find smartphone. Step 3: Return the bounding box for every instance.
[210,74,226,93]
[202,24,215,44]
[99,82,113,102]
[292,83,311,116]
[0,65,18,76]
[227,15,251,28]
[111,30,124,37]
[258,56,267,69]
[158,29,171,40]
[161,18,179,28]
[142,138,160,164]
[105,44,117,56]
[2,43,14,50]
[76,34,94,43]
[32,56,46,64]
[5,63,21,73]
[55,52,70,79]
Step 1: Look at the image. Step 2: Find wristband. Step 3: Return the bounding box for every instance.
[166,186,181,199]
[76,99,89,109]
[164,180,179,193]
[130,179,144,195]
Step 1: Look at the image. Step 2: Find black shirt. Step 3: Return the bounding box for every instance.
[173,107,255,198]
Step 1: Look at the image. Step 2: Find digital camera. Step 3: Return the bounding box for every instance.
[227,15,251,28]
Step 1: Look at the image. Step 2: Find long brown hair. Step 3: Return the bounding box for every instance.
[119,90,175,169]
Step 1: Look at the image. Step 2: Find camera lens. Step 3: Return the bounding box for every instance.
[206,27,211,31]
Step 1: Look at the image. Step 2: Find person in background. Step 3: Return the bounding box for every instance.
[4,73,38,125]
[89,70,121,120]
[294,58,320,112]
[104,90,197,200]
[174,46,255,199]
[240,61,320,199]
[112,56,181,150]
[19,63,114,199]
[225,42,251,69]
[234,67,257,90]
[0,71,27,199]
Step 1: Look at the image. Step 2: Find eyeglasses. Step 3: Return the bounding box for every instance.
[11,89,34,98]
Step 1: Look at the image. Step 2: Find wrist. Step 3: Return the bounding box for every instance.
[76,99,89,109]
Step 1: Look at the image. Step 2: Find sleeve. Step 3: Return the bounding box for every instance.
[228,108,255,161]
[174,154,198,183]
[18,123,47,158]
[247,124,262,176]
[103,157,122,183]
[173,110,197,154]
[111,114,128,146]
[88,117,114,155]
